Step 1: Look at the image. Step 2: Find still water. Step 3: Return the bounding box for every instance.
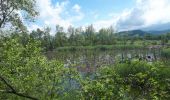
[46,48,162,73]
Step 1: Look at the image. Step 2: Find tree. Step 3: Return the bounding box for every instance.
[98,28,110,45]
[68,25,75,46]
[43,27,54,51]
[30,28,43,40]
[161,35,168,45]
[167,33,170,39]
[84,24,96,45]
[55,25,67,47]
[74,27,85,46]
[0,0,38,30]
[0,37,79,99]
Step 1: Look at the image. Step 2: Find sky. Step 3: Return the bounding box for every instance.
[26,0,170,33]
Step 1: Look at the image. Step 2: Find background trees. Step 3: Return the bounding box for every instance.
[97,27,115,45]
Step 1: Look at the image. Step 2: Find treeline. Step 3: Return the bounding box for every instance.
[2,24,169,51]
[30,25,116,50]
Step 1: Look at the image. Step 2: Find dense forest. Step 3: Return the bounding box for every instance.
[0,0,170,100]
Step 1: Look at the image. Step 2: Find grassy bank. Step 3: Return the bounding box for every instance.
[55,45,145,52]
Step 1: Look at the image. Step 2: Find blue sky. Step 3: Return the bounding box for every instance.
[63,0,136,25]
[27,0,170,33]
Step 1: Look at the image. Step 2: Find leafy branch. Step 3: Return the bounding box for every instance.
[0,75,38,100]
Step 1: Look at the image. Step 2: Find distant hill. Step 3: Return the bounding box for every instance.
[146,29,170,35]
[141,22,170,34]
[116,22,170,36]
[117,29,170,37]
[117,30,149,37]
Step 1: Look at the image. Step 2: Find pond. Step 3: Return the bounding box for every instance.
[46,48,163,73]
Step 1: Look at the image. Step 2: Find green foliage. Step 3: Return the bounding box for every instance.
[0,36,170,100]
[55,45,144,52]
[30,27,54,51]
[81,61,170,100]
[162,48,170,58]
[115,61,160,99]
[161,35,169,45]
[1,0,169,99]
[0,37,79,99]
[81,67,122,99]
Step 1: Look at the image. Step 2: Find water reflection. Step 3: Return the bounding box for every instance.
[47,48,162,73]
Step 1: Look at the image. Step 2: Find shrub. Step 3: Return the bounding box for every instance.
[81,61,170,100]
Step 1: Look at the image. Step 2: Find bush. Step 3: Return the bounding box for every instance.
[161,48,170,58]
[81,61,170,100]
[0,38,80,100]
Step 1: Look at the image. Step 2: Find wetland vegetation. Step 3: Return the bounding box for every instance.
[0,0,170,100]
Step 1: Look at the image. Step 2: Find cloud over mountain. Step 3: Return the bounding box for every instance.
[115,0,170,31]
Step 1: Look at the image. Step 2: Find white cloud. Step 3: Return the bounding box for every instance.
[27,0,84,34]
[69,4,84,22]
[116,8,145,31]
[27,24,43,32]
[93,18,117,31]
[141,0,170,25]
[72,4,81,13]
[93,0,170,31]
[117,0,170,31]
[35,0,71,33]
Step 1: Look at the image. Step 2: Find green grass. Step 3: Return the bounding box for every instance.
[55,45,145,52]
[55,40,166,52]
